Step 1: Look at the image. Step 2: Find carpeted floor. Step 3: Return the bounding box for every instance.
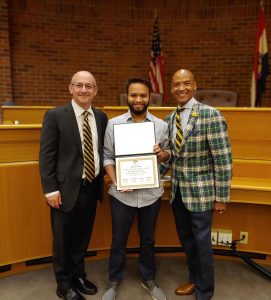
[0,256,270,300]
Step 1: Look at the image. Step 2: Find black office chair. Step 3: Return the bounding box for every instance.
[150,92,163,106]
[194,89,238,107]
[118,92,163,107]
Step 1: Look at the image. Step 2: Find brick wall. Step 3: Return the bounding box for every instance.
[0,0,13,106]
[2,0,271,107]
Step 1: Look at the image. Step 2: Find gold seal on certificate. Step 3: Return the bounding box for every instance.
[113,122,159,190]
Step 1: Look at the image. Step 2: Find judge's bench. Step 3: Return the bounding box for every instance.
[0,106,271,276]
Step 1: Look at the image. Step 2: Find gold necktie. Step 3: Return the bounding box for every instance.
[83,111,95,182]
[175,108,184,152]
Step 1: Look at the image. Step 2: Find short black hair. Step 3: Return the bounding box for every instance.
[126,78,152,94]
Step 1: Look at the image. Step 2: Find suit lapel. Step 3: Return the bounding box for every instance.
[92,107,102,152]
[168,111,176,145]
[64,103,83,155]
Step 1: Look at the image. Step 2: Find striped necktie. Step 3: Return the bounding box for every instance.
[175,108,185,152]
[83,111,95,182]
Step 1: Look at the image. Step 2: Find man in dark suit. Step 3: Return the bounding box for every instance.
[162,69,232,300]
[39,71,108,300]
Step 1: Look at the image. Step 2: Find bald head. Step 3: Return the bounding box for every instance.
[69,70,98,110]
[172,69,195,83]
[71,71,96,86]
[171,69,197,106]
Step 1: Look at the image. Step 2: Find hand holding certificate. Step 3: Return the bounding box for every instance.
[114,122,159,190]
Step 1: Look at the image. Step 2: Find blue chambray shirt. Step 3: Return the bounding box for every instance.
[103,110,170,208]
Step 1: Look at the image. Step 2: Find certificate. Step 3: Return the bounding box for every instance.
[114,122,155,156]
[116,155,159,190]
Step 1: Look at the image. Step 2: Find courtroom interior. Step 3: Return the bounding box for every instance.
[0,1,271,300]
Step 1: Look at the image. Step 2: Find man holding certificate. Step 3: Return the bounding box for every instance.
[102,78,170,300]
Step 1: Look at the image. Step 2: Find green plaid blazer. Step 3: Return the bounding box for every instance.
[162,101,232,212]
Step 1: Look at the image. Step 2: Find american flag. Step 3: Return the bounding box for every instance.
[149,16,166,105]
[251,3,269,107]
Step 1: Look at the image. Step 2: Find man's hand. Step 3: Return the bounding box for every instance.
[153,143,169,162]
[46,192,62,209]
[214,201,226,215]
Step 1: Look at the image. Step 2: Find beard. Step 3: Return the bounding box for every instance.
[128,102,149,115]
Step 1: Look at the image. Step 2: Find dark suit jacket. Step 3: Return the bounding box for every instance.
[39,102,108,212]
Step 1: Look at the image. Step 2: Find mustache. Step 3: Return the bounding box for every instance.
[128,102,149,114]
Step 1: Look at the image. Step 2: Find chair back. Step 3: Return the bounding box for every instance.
[119,93,127,106]
[194,89,238,107]
[150,92,163,106]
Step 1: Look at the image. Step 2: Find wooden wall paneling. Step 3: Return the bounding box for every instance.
[89,191,112,250]
[0,125,41,163]
[0,162,51,265]
[233,159,271,178]
[2,106,54,124]
[212,203,271,254]
[1,108,271,273]
[222,109,271,160]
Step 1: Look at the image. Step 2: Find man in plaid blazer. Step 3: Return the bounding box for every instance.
[163,69,232,300]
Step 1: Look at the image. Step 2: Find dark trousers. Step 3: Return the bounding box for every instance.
[109,196,161,283]
[172,187,214,300]
[50,181,97,291]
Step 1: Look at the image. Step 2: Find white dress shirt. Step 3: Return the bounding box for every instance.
[173,97,196,139]
[71,99,100,177]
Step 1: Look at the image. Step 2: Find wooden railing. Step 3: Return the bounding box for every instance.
[0,106,271,276]
[1,105,54,124]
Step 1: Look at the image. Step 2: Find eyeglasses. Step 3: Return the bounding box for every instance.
[71,83,96,91]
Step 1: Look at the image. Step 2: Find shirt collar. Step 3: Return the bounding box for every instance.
[71,99,94,118]
[125,109,153,122]
[177,97,196,111]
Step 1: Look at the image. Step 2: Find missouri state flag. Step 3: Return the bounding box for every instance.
[149,15,166,105]
[251,3,269,107]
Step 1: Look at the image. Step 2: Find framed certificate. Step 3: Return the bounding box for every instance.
[115,155,159,190]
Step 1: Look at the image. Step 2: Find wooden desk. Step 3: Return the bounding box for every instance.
[1,105,102,124]
[0,124,41,162]
[1,108,271,276]
[1,105,54,124]
[103,107,271,160]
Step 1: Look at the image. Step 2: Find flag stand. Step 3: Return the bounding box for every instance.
[148,11,166,106]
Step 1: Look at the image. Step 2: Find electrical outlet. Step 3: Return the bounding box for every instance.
[217,229,232,246]
[240,231,248,244]
[211,228,218,245]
